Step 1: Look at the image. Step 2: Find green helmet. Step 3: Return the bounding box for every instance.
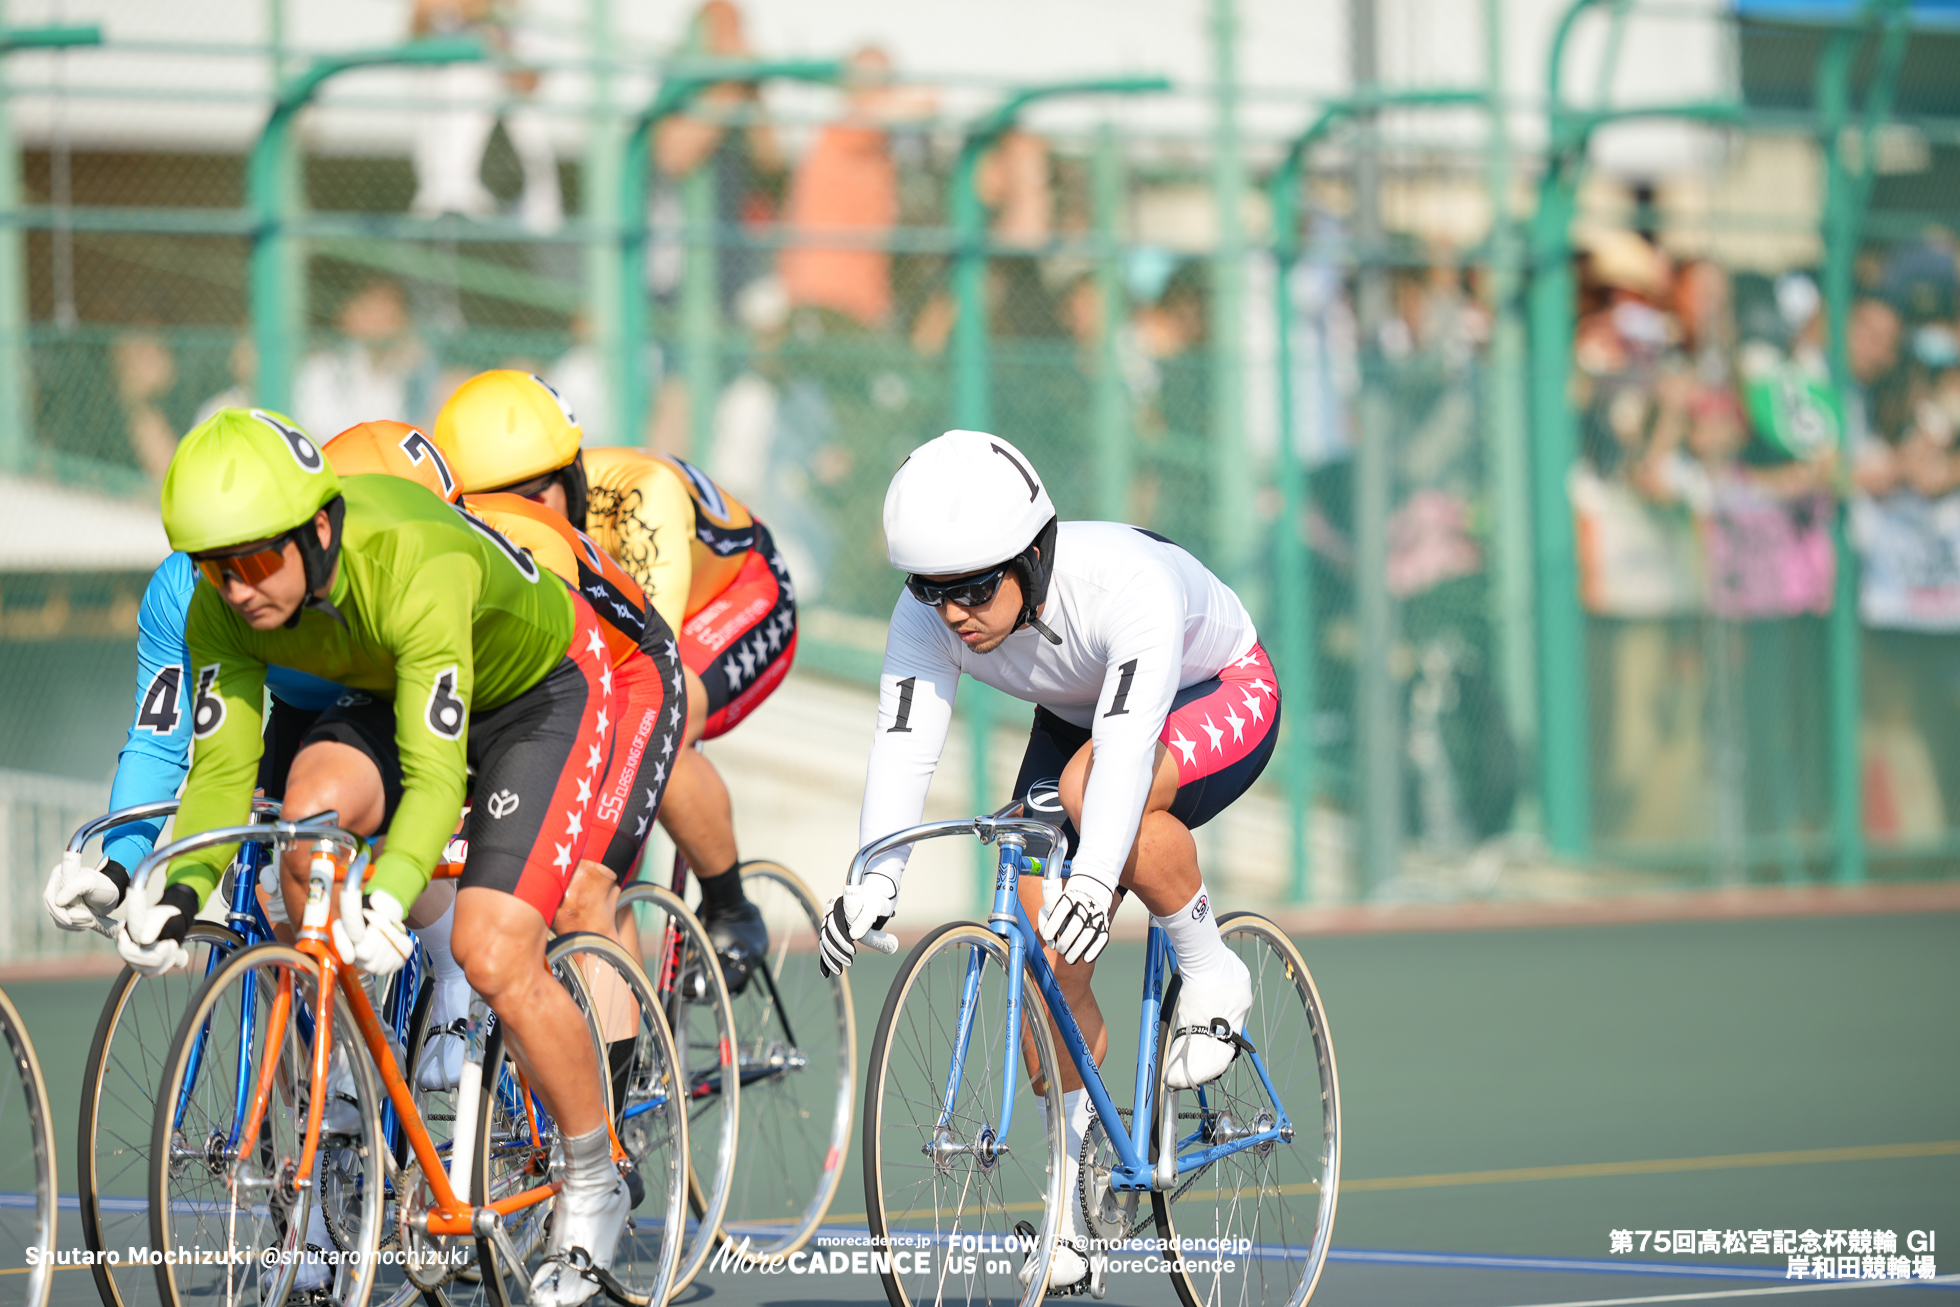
[161,408,341,554]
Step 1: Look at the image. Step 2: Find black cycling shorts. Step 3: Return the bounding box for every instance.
[295,690,406,831]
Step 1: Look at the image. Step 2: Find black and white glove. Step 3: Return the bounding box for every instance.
[117,882,198,976]
[817,874,896,979]
[45,852,128,930]
[1039,871,1115,964]
[331,889,414,977]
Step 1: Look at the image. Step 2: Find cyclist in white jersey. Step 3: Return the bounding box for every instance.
[819,429,1281,1292]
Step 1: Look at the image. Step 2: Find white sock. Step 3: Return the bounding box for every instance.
[560,1123,615,1196]
[1151,885,1235,994]
[416,901,467,987]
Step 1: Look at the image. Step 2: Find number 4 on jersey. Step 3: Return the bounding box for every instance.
[137,665,184,734]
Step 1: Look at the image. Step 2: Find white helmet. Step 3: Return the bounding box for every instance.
[884,430,1054,574]
[884,430,1061,636]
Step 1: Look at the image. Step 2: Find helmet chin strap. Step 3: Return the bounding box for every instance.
[1009,518,1063,644]
[286,495,348,629]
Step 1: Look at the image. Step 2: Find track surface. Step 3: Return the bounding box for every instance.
[12,908,1958,1306]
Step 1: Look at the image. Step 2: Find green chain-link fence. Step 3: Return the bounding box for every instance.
[4,0,1960,941]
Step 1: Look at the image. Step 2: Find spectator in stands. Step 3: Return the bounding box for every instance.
[409,0,563,233]
[778,45,932,331]
[293,278,436,437]
[113,331,180,481]
[655,0,785,315]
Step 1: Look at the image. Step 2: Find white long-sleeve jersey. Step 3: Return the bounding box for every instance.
[858,521,1257,892]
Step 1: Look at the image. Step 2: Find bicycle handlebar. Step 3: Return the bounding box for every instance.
[112,811,364,939]
[848,800,1069,954]
[67,797,283,855]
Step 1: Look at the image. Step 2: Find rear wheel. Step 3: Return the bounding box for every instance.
[715,860,852,1258]
[618,880,737,1291]
[0,983,55,1307]
[1151,913,1340,1307]
[473,933,688,1307]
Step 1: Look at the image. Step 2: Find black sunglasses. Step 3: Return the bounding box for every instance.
[906,564,1011,608]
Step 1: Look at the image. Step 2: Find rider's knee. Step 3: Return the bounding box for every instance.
[454,922,537,1003]
[553,862,617,934]
[682,667,709,747]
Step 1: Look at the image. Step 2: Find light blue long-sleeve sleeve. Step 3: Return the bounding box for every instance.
[101,553,343,870]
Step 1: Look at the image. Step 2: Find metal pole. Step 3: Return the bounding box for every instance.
[0,23,101,474]
[1268,88,1483,901]
[1090,123,1130,522]
[1817,0,1908,885]
[1269,133,1315,901]
[1348,0,1403,897]
[946,75,1170,892]
[616,59,839,456]
[247,39,484,415]
[582,0,625,442]
[1482,0,1540,822]
[1209,0,1255,607]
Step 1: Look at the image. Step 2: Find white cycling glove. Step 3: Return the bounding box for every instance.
[1040,871,1115,965]
[118,883,198,977]
[44,851,125,931]
[817,873,896,979]
[331,889,413,977]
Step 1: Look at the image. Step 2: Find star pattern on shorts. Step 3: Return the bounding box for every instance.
[1199,716,1225,753]
[1170,731,1198,768]
[659,730,675,758]
[585,741,604,772]
[576,776,592,805]
[737,642,759,682]
[1247,677,1273,697]
[651,759,667,786]
[1234,649,1263,671]
[634,812,649,837]
[553,841,574,870]
[585,628,608,661]
[599,663,612,696]
[670,662,685,694]
[594,705,609,736]
[1224,705,1246,742]
[1241,692,1264,724]
[667,702,683,729]
[564,809,583,840]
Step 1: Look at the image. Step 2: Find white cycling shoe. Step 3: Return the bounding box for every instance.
[528,1174,630,1307]
[415,977,473,1091]
[1019,1238,1091,1295]
[1163,955,1254,1090]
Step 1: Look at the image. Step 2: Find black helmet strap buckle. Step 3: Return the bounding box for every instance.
[1007,516,1061,645]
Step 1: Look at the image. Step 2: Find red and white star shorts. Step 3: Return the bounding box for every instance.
[1008,642,1282,843]
[585,627,682,880]
[457,593,632,922]
[679,521,797,740]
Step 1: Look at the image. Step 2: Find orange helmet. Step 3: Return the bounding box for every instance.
[466,492,655,667]
[322,421,462,504]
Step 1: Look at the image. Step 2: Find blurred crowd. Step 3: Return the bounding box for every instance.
[1569,224,1960,853]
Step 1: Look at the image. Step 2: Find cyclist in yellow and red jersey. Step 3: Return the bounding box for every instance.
[433,371,794,988]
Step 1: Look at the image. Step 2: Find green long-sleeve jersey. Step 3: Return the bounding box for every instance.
[169,473,574,908]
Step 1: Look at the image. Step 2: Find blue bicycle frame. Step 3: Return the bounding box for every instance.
[892,810,1294,1197]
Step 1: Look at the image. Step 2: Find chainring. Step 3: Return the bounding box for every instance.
[396,1159,465,1289]
[1078,1110,1148,1246]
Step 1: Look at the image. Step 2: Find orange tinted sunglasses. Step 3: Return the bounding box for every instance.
[193,536,293,588]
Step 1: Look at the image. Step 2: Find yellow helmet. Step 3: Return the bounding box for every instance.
[433,370,583,493]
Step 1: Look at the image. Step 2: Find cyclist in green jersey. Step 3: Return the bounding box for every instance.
[116,408,676,1307]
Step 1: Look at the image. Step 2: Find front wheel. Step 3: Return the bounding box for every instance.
[150,943,386,1307]
[1151,913,1340,1307]
[80,922,242,1307]
[864,922,1066,1307]
[0,983,56,1307]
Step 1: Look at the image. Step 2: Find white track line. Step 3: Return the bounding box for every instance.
[1499,1274,1960,1307]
